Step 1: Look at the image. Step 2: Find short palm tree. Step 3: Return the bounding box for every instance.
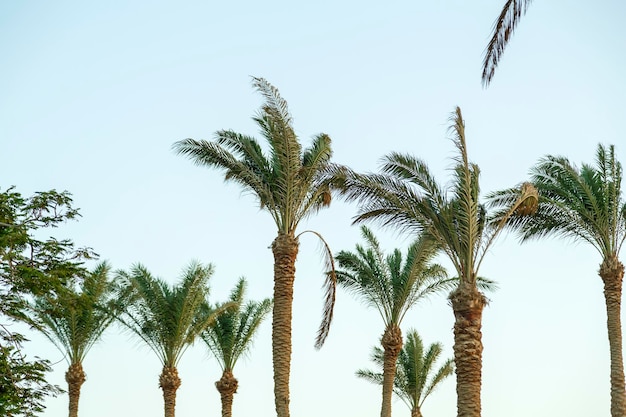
[333,107,538,417]
[482,0,533,86]
[488,143,626,417]
[114,262,229,417]
[173,77,337,417]
[334,226,452,417]
[28,261,117,417]
[357,329,454,417]
[201,277,272,417]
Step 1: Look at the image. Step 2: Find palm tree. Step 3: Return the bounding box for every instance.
[173,77,337,417]
[114,262,229,417]
[28,261,118,417]
[488,143,626,417]
[333,107,538,417]
[201,278,272,417]
[334,226,452,417]
[357,329,454,417]
[482,0,533,86]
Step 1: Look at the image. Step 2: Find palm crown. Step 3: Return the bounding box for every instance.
[357,330,454,413]
[489,143,626,256]
[30,261,117,365]
[335,108,536,286]
[115,262,227,367]
[173,77,333,235]
[202,277,272,371]
[335,226,451,327]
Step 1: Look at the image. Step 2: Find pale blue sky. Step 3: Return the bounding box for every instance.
[1,2,625,417]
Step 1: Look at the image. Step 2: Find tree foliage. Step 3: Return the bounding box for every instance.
[0,186,95,416]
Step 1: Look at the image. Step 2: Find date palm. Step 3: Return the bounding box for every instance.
[114,262,229,417]
[201,278,271,417]
[482,0,533,86]
[335,226,452,417]
[173,77,337,417]
[333,107,537,417]
[357,329,454,417]
[28,261,117,417]
[488,143,626,417]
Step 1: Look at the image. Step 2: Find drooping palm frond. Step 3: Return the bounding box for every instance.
[29,261,117,364]
[482,0,534,86]
[115,261,226,367]
[201,278,272,371]
[297,230,337,348]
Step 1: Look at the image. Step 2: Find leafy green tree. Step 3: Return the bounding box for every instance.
[482,0,533,86]
[114,262,230,417]
[334,226,452,417]
[0,329,61,417]
[357,329,454,417]
[173,77,337,417]
[26,262,118,417]
[332,107,537,417]
[201,278,272,417]
[1,187,95,416]
[488,143,626,417]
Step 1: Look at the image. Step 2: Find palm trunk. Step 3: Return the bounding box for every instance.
[271,232,299,417]
[411,406,423,417]
[599,256,626,417]
[215,369,238,417]
[65,362,86,417]
[159,365,181,417]
[381,324,402,417]
[449,284,486,417]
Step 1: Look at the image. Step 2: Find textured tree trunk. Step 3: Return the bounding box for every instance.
[159,365,181,417]
[271,232,299,417]
[411,406,423,417]
[65,362,86,417]
[381,324,402,417]
[599,256,626,417]
[449,284,486,417]
[216,370,238,417]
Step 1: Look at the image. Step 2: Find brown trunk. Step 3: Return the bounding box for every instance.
[215,370,238,417]
[599,256,626,417]
[271,232,299,417]
[381,324,402,417]
[411,406,423,417]
[65,362,86,417]
[159,365,181,417]
[449,284,486,417]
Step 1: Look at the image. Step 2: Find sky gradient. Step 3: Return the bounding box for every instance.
[2,2,626,417]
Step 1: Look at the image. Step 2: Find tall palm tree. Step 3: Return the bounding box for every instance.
[333,107,538,417]
[114,262,229,417]
[28,261,118,417]
[488,143,626,417]
[173,77,337,417]
[482,0,533,86]
[201,278,272,417]
[334,226,452,417]
[357,329,454,417]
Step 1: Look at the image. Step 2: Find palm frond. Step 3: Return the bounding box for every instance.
[482,0,534,86]
[296,230,337,348]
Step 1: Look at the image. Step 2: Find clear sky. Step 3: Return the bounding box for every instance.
[1,1,625,417]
